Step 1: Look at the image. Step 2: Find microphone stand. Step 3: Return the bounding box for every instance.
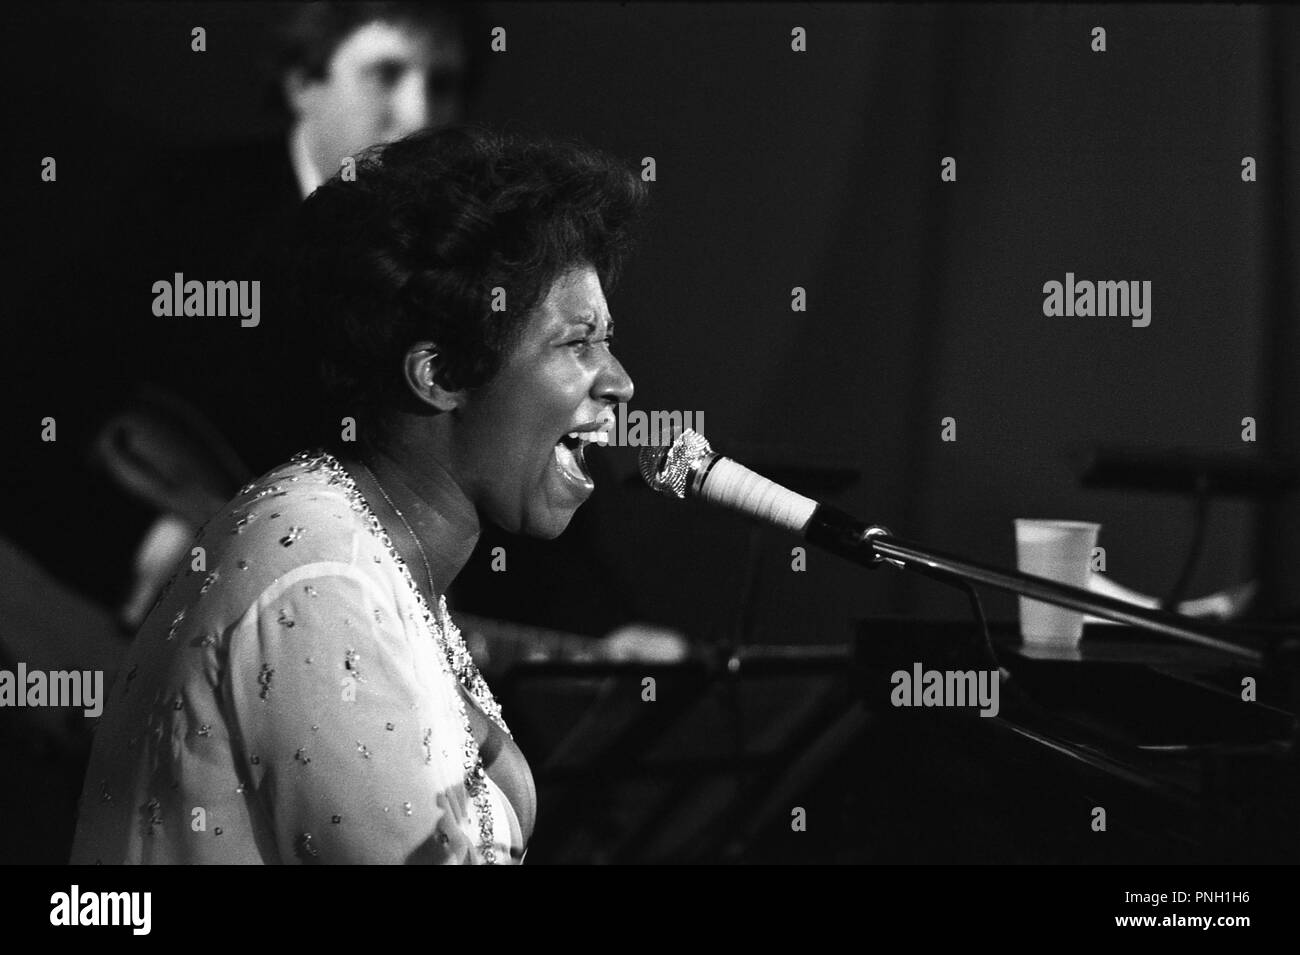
[639,431,1293,730]
[805,509,1264,664]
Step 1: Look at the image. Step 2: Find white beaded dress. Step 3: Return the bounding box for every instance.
[71,451,528,864]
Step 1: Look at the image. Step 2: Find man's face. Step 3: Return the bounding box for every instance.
[291,19,466,172]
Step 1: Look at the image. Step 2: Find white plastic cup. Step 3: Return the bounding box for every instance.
[1014,519,1100,652]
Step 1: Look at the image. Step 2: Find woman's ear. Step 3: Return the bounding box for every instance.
[404,342,464,412]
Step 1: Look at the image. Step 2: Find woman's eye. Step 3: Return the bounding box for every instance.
[570,337,613,352]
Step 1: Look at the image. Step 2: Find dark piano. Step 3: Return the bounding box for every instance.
[485,618,1300,863]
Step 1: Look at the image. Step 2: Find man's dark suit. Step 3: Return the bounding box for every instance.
[4,137,307,608]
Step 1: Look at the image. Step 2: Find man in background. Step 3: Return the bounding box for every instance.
[89,2,482,625]
[0,3,480,863]
[280,2,475,199]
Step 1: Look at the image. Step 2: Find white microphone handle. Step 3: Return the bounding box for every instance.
[695,455,819,535]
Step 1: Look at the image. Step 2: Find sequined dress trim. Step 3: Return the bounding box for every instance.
[277,449,512,864]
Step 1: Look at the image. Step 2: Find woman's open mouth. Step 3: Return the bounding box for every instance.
[552,431,596,491]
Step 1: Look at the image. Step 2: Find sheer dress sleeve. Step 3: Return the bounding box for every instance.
[226,560,480,864]
[70,453,516,865]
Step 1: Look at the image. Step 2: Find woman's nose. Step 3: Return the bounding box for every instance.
[597,352,634,407]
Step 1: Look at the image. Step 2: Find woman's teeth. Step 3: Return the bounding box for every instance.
[554,436,591,484]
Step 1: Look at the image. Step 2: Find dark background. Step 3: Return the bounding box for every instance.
[1,2,1297,864]
[7,2,1298,640]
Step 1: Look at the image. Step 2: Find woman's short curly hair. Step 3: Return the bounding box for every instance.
[286,124,649,434]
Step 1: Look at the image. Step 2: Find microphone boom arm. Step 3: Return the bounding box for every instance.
[809,507,1260,663]
[641,429,1262,664]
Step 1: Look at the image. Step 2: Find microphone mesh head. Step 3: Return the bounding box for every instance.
[638,428,713,498]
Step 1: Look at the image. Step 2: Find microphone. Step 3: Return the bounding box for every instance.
[638,429,895,569]
[638,432,1260,665]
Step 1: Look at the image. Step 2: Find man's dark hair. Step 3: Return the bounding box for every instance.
[266,1,486,120]
[286,124,649,438]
